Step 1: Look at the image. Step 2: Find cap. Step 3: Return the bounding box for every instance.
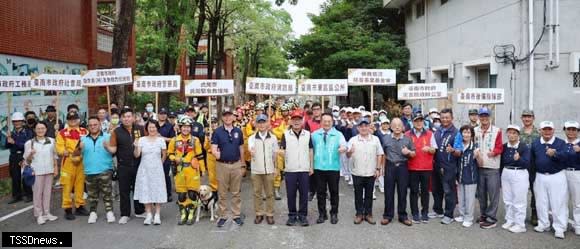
[521,109,535,117]
[358,118,370,125]
[340,107,347,112]
[540,121,555,129]
[346,107,353,113]
[210,117,218,123]
[159,108,168,114]
[379,109,387,115]
[353,108,362,114]
[506,124,521,133]
[412,107,422,114]
[429,108,439,114]
[187,105,196,112]
[66,112,80,120]
[11,112,25,121]
[412,113,424,121]
[168,111,177,118]
[332,106,340,112]
[290,110,303,119]
[478,107,491,116]
[363,111,372,117]
[380,116,390,124]
[256,114,268,122]
[222,108,234,116]
[358,105,365,111]
[45,105,56,112]
[432,114,441,120]
[468,109,479,115]
[372,110,378,115]
[564,120,580,129]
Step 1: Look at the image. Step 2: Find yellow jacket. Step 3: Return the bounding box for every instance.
[56,127,88,164]
[168,134,203,167]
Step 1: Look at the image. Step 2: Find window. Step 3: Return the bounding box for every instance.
[416,0,425,19]
[476,67,494,88]
[441,0,449,5]
[574,72,580,88]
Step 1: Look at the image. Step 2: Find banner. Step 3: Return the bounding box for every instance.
[31,74,83,91]
[348,68,396,86]
[397,83,448,100]
[81,68,133,87]
[298,79,348,96]
[0,76,32,92]
[184,79,234,96]
[457,88,505,104]
[245,77,296,95]
[133,75,181,92]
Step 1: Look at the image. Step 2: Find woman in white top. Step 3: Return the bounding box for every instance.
[23,121,58,225]
[133,120,167,225]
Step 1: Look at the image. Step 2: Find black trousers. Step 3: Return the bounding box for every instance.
[118,165,145,217]
[432,165,457,218]
[315,170,340,215]
[383,162,409,221]
[285,172,309,217]
[309,174,317,194]
[409,170,431,219]
[163,159,172,198]
[353,175,375,216]
[9,153,32,199]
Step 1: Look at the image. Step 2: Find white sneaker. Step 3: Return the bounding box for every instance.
[575,227,580,236]
[118,216,130,224]
[37,216,46,225]
[135,213,147,219]
[534,226,549,233]
[373,192,377,200]
[344,175,350,182]
[555,231,565,239]
[106,211,116,223]
[509,225,527,233]
[454,216,464,223]
[348,179,353,185]
[501,222,514,230]
[462,221,473,227]
[153,213,161,225]
[44,213,58,221]
[144,213,152,225]
[88,212,98,224]
[379,187,384,193]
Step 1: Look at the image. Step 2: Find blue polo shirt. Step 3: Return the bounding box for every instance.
[211,126,244,162]
[531,136,567,174]
[158,121,176,140]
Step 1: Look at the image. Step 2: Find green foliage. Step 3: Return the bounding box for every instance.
[0,178,11,197]
[126,92,154,111]
[169,95,188,111]
[289,0,409,79]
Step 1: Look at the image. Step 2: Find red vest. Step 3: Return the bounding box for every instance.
[305,118,321,132]
[406,129,434,171]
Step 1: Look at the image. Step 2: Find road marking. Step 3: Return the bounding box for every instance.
[0,205,33,223]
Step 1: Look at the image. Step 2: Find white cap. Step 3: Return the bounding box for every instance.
[353,108,362,114]
[432,114,441,120]
[346,107,353,113]
[363,111,372,117]
[564,120,580,129]
[371,110,378,115]
[340,107,347,112]
[11,112,25,121]
[540,121,555,129]
[429,108,439,114]
[358,105,365,111]
[332,105,340,111]
[379,109,387,114]
[506,124,521,133]
[380,116,390,124]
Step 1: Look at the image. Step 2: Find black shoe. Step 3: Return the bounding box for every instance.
[233,217,244,226]
[75,206,90,216]
[330,214,338,224]
[308,192,315,201]
[299,216,309,227]
[167,196,173,203]
[8,197,22,204]
[286,216,297,226]
[65,209,76,220]
[216,218,227,228]
[24,196,33,203]
[316,214,326,224]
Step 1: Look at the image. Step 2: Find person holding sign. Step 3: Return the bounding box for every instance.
[474,107,504,229]
[5,112,34,204]
[311,113,347,225]
[56,112,89,220]
[499,125,530,233]
[168,116,203,226]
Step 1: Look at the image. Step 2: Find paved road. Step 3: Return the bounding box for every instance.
[1,176,578,249]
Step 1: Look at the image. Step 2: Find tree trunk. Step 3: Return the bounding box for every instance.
[111,0,136,106]
[188,0,207,79]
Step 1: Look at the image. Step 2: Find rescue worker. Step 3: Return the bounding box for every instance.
[56,111,89,220]
[203,117,219,195]
[168,116,204,225]
[268,104,287,200]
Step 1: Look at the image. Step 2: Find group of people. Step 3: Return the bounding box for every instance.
[4,98,580,240]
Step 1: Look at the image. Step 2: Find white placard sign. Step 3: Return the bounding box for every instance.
[184,80,234,96]
[245,77,296,95]
[348,68,396,86]
[31,74,83,91]
[0,76,32,92]
[298,79,348,96]
[457,88,505,104]
[81,68,133,87]
[133,75,181,92]
[397,83,448,100]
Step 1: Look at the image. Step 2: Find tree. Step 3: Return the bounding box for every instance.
[111,0,137,106]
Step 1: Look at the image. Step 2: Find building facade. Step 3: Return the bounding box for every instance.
[384,0,580,128]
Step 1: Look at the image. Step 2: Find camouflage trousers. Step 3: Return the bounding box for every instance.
[85,171,114,213]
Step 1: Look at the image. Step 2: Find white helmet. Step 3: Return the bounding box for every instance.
[11,112,25,121]
[178,116,193,126]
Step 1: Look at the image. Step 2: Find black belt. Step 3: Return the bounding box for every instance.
[388,161,407,167]
[538,171,559,175]
[504,166,526,170]
[218,160,238,164]
[567,168,580,171]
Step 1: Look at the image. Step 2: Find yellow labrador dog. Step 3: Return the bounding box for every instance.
[196,185,218,222]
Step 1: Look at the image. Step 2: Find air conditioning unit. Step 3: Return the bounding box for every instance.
[570,52,580,73]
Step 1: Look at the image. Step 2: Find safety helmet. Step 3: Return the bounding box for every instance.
[255,102,266,111]
[11,112,25,121]
[178,116,193,126]
[280,104,290,112]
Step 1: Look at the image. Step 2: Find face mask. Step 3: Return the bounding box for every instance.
[27,119,36,125]
[143,117,149,122]
[434,122,441,128]
[332,111,339,118]
[145,106,154,113]
[111,118,119,125]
